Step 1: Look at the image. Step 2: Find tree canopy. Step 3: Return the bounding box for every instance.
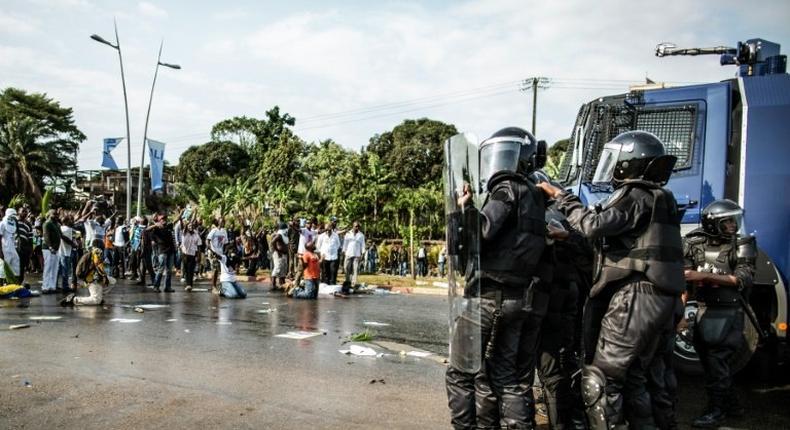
[0,88,85,203]
[367,118,457,188]
[175,113,458,241]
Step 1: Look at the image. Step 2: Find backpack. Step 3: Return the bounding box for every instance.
[75,252,95,281]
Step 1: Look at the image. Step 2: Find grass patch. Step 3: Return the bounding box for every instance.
[348,329,376,342]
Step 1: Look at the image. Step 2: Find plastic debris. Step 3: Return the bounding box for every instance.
[216,321,232,325]
[166,319,178,322]
[339,344,377,356]
[184,329,191,333]
[9,324,30,330]
[256,309,274,314]
[318,283,343,295]
[109,318,141,323]
[136,304,170,310]
[28,316,62,321]
[191,288,209,292]
[275,331,322,340]
[134,307,144,313]
[363,321,390,327]
[406,351,432,358]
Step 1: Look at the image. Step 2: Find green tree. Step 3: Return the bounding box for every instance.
[545,138,569,178]
[0,88,85,204]
[367,118,457,188]
[175,140,250,185]
[258,133,306,202]
[211,106,296,168]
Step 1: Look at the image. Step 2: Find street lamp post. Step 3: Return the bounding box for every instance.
[90,19,132,222]
[136,40,180,218]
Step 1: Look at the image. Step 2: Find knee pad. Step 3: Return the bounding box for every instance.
[581,365,606,408]
[581,365,625,430]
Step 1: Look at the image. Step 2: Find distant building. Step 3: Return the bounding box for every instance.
[74,167,176,214]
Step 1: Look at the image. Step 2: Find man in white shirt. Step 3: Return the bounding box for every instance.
[294,217,316,288]
[317,221,341,284]
[58,215,76,292]
[113,216,127,278]
[205,217,228,291]
[343,221,365,286]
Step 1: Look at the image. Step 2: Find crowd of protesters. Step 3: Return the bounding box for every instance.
[0,197,450,305]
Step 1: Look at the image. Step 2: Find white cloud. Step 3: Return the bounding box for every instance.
[0,12,39,33]
[138,1,168,19]
[2,0,789,169]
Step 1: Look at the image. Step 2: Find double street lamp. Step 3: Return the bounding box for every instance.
[138,41,180,218]
[92,24,180,219]
[90,20,132,222]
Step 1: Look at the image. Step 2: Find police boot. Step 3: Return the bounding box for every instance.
[691,407,726,428]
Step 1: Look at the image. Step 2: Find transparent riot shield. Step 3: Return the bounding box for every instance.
[444,132,482,373]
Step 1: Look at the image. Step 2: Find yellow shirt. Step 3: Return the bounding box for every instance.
[84,249,106,284]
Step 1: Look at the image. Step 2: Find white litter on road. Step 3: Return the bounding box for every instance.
[28,316,62,321]
[136,304,170,310]
[318,283,342,295]
[184,329,191,333]
[275,331,323,340]
[191,288,209,292]
[216,321,232,325]
[257,309,274,314]
[363,321,390,327]
[406,351,432,358]
[261,302,270,305]
[339,344,378,356]
[109,318,141,323]
[166,319,178,322]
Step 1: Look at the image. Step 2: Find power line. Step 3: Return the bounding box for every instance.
[76,75,700,166]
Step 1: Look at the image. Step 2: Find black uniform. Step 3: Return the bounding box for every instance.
[446,171,546,430]
[556,180,684,429]
[535,217,593,430]
[684,229,756,417]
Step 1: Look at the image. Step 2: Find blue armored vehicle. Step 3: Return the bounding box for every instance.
[557,38,789,373]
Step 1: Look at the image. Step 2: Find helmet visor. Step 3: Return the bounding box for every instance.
[480,140,520,187]
[711,209,745,237]
[592,142,623,184]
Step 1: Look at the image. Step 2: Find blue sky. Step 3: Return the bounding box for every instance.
[1,0,788,170]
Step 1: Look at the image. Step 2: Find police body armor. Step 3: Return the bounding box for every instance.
[593,182,684,294]
[686,230,759,351]
[480,171,546,287]
[685,231,756,305]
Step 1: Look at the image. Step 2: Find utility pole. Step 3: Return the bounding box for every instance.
[520,77,551,135]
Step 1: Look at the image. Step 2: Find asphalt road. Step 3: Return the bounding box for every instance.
[2,277,789,429]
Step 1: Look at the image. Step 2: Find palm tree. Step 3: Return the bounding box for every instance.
[0,117,53,201]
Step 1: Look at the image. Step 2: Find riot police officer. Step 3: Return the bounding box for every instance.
[683,199,756,428]
[445,127,547,429]
[536,131,684,429]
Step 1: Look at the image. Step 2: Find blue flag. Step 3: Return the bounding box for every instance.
[101,137,124,169]
[147,139,166,191]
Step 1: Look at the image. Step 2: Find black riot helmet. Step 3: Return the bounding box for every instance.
[480,127,543,187]
[592,131,677,186]
[701,199,745,239]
